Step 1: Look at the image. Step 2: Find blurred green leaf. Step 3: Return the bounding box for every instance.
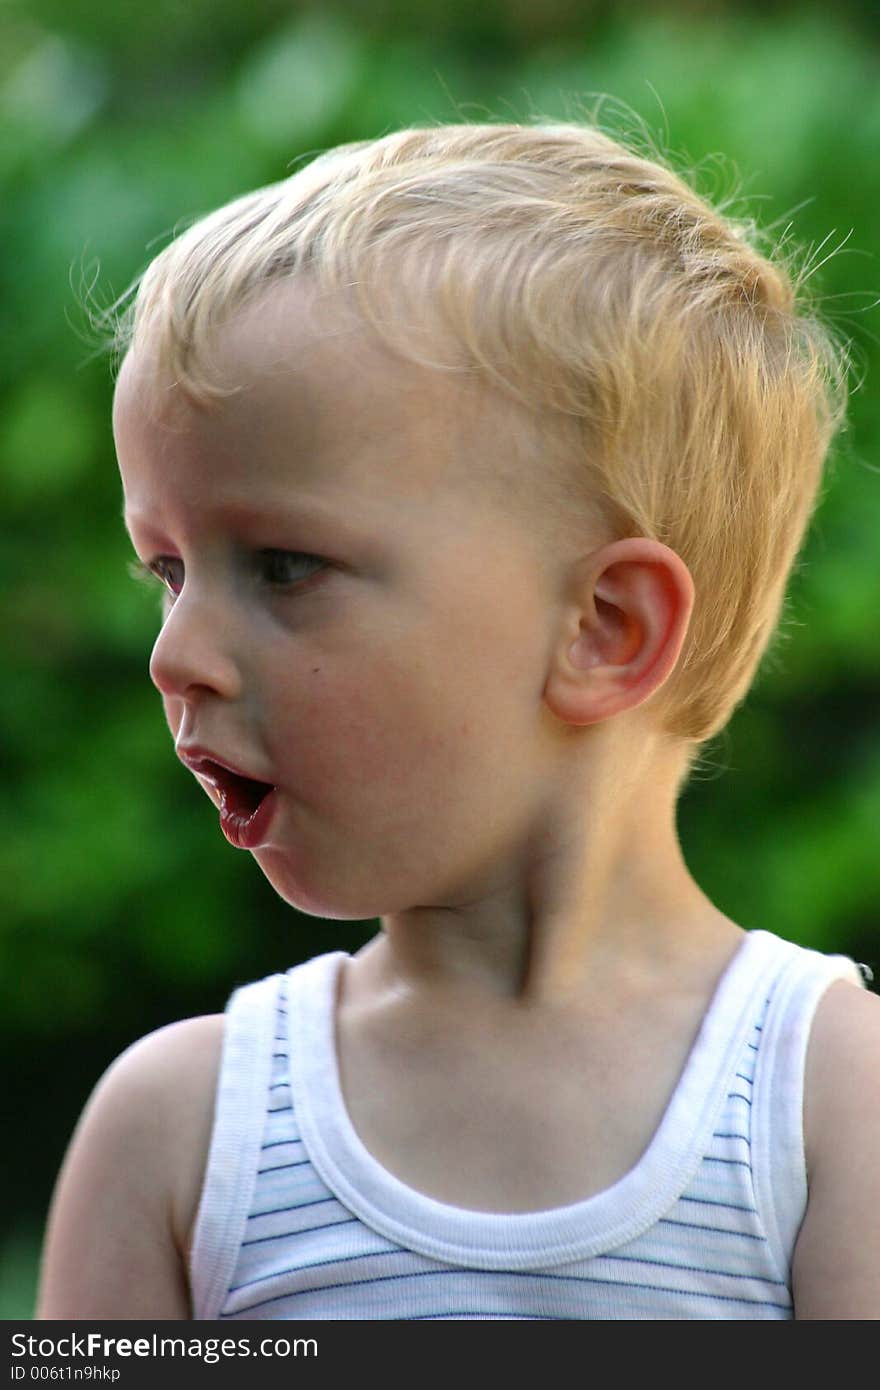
[237,11,364,148]
[2,376,101,500]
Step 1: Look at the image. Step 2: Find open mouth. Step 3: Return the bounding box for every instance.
[184,757,278,849]
[195,760,275,817]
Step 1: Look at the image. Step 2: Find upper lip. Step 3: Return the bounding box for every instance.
[175,742,273,785]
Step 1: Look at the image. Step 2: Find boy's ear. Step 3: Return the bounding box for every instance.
[542,538,695,727]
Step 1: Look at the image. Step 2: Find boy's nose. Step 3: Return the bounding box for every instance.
[148,592,242,702]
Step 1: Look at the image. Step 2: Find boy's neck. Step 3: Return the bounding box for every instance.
[359,725,740,1009]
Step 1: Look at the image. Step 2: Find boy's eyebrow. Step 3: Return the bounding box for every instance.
[120,496,371,543]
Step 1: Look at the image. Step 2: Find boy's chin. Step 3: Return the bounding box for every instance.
[249,845,363,921]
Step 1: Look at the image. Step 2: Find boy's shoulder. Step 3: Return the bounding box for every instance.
[38,1013,225,1318]
[104,1013,226,1251]
[794,978,880,1318]
[802,974,880,1173]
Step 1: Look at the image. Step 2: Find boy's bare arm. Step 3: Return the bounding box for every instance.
[37,1015,224,1320]
[792,980,880,1319]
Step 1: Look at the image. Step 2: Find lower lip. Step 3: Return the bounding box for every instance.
[219,788,279,850]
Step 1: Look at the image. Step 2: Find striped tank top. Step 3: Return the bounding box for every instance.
[190,930,864,1320]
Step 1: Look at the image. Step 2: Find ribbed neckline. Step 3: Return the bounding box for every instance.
[286,930,787,1270]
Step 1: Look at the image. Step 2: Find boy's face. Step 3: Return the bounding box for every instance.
[113,279,586,920]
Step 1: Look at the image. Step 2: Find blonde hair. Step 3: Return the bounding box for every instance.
[113,120,849,749]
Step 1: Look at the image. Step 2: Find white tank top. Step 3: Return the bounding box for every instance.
[190,930,864,1320]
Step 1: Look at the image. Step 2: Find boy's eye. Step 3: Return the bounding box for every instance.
[127,551,325,598]
[257,549,325,586]
[150,556,185,595]
[127,555,183,597]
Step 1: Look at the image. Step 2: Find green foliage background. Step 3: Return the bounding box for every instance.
[2,0,879,1316]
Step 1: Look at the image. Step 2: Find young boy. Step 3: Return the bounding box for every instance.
[38,121,879,1320]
